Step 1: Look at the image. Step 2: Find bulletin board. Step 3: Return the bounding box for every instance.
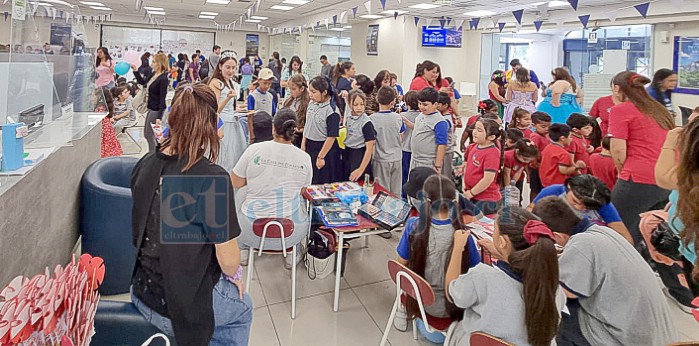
[100,26,215,58]
[673,36,699,95]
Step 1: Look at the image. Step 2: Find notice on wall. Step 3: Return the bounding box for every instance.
[12,0,26,21]
[246,34,259,58]
[366,24,379,56]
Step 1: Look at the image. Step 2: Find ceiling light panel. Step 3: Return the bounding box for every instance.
[548,0,569,7]
[205,0,230,4]
[464,10,496,16]
[281,0,308,4]
[409,3,440,10]
[147,10,166,15]
[245,19,261,22]
[79,1,104,5]
[250,15,268,20]
[359,14,383,19]
[199,15,215,19]
[380,10,408,15]
[270,4,294,10]
[200,11,219,15]
[143,6,163,10]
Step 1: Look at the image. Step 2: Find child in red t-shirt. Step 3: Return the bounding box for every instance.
[589,136,618,190]
[461,99,500,152]
[566,113,594,174]
[511,107,533,139]
[527,112,552,201]
[463,118,502,215]
[504,128,523,151]
[540,124,586,187]
[503,138,540,206]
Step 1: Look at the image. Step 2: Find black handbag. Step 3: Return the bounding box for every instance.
[650,215,682,261]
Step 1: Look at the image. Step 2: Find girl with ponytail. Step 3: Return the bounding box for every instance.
[445,207,565,346]
[302,76,342,183]
[333,61,355,116]
[394,174,481,331]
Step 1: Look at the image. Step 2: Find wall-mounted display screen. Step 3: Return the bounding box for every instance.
[421,26,462,48]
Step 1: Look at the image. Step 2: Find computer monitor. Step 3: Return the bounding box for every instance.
[679,106,694,126]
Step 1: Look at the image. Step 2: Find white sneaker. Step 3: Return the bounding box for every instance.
[393,303,408,332]
[240,249,249,266]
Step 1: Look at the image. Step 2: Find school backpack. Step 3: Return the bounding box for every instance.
[199,60,212,80]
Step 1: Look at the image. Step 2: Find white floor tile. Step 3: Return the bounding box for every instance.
[254,253,350,305]
[244,265,267,309]
[341,235,396,287]
[353,280,436,346]
[268,290,385,346]
[251,306,281,346]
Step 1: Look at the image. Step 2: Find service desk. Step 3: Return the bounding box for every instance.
[0,112,104,287]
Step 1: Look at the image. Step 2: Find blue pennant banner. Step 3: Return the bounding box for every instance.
[352,6,358,17]
[634,2,650,18]
[414,16,420,26]
[534,20,543,32]
[471,17,480,30]
[498,22,506,32]
[379,0,386,10]
[578,14,590,28]
[512,9,524,25]
[567,0,578,11]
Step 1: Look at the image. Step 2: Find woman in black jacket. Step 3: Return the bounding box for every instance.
[132,52,169,152]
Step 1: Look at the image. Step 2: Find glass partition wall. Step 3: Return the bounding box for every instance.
[480,24,653,111]
[273,28,351,77]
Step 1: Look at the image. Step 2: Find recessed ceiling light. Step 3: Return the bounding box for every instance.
[199,15,216,19]
[205,0,230,4]
[359,14,384,19]
[409,3,440,10]
[90,6,111,10]
[464,10,496,16]
[79,1,103,5]
[329,28,344,31]
[200,11,218,15]
[250,15,268,20]
[245,19,261,23]
[143,6,163,10]
[147,10,166,15]
[548,0,569,7]
[35,2,54,6]
[380,9,408,15]
[270,4,294,10]
[343,25,352,28]
[281,0,308,4]
[41,0,73,6]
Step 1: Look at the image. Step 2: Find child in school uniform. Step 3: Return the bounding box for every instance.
[436,92,456,178]
[394,174,481,332]
[503,138,540,206]
[302,76,342,184]
[371,86,406,196]
[462,100,500,152]
[342,90,376,182]
[566,113,594,174]
[400,91,420,194]
[504,128,523,150]
[463,118,502,216]
[540,124,586,187]
[410,87,449,173]
[510,107,533,139]
[445,207,566,346]
[588,136,618,190]
[528,111,552,201]
[247,68,277,144]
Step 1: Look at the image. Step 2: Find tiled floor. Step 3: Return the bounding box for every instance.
[109,127,699,346]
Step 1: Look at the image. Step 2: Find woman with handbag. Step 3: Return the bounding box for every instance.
[132,53,169,152]
[650,110,699,311]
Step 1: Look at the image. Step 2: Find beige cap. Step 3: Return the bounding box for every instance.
[258,68,276,80]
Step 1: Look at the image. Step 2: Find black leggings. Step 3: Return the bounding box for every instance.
[611,178,670,245]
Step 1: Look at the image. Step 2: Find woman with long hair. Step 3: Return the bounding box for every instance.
[130,83,252,345]
[653,111,699,309]
[333,61,355,115]
[537,67,584,124]
[283,74,310,147]
[365,69,392,115]
[609,71,676,246]
[209,55,247,171]
[487,70,507,119]
[445,207,564,345]
[648,68,678,115]
[131,52,170,152]
[589,78,622,137]
[95,47,115,88]
[281,55,307,97]
[138,52,153,80]
[504,68,538,124]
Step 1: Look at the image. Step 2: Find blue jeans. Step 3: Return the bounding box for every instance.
[131,277,253,346]
[239,116,249,143]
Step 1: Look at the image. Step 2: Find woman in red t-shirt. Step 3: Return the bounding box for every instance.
[608,71,676,246]
[589,79,622,137]
[409,60,452,94]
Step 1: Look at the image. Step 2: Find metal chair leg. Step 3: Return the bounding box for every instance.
[291,244,297,319]
[245,249,255,290]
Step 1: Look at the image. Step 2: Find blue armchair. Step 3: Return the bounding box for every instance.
[80,156,139,295]
[92,300,176,345]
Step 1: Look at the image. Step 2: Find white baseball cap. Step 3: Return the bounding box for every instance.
[258,68,276,81]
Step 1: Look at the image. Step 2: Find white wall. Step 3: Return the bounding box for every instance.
[654,21,699,110]
[350,17,405,83]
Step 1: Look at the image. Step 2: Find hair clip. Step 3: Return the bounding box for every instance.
[183,85,194,93]
[627,73,640,85]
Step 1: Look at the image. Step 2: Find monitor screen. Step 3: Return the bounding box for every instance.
[421,26,462,48]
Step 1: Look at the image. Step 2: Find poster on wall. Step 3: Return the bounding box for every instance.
[673,36,699,95]
[366,24,379,56]
[246,34,259,57]
[100,26,215,59]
